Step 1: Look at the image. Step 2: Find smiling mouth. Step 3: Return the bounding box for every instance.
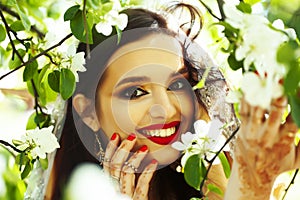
[137,121,180,145]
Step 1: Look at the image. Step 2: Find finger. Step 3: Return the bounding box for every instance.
[110,133,137,180]
[263,97,287,145]
[267,97,287,131]
[247,106,266,140]
[120,145,149,197]
[239,98,250,122]
[103,133,120,173]
[133,159,158,200]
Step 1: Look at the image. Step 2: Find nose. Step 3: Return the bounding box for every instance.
[149,87,177,119]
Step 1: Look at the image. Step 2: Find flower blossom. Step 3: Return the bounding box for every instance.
[17,126,60,159]
[241,72,283,109]
[61,44,86,82]
[172,119,227,167]
[95,10,128,36]
[223,3,290,78]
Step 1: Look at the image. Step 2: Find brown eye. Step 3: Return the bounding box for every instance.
[120,86,149,99]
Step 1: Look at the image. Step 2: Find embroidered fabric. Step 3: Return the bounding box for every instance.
[184,41,240,150]
[24,97,67,200]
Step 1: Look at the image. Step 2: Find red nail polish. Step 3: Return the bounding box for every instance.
[111,133,117,140]
[151,159,157,164]
[127,134,136,141]
[139,145,148,152]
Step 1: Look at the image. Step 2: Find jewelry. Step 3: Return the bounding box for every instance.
[95,134,105,165]
[111,174,120,181]
[124,161,138,172]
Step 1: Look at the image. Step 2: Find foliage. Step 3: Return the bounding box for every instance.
[0,0,300,199]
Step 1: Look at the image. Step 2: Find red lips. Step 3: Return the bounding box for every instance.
[137,121,180,145]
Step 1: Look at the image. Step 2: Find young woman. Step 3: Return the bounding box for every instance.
[46,4,300,200]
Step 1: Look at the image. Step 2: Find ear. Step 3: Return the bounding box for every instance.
[73,94,101,132]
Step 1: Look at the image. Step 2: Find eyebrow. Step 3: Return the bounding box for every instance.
[116,67,188,87]
[116,76,150,87]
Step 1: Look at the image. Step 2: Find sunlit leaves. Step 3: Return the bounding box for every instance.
[60,68,76,100]
[69,10,93,44]
[218,152,231,178]
[64,5,80,21]
[8,49,26,69]
[289,94,300,128]
[23,57,38,81]
[0,24,6,42]
[184,154,206,190]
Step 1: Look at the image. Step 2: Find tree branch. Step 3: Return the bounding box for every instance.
[0,140,23,153]
[198,0,222,21]
[0,3,45,38]
[282,169,299,200]
[0,33,73,81]
[199,125,239,194]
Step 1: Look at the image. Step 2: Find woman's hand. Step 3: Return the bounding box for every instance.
[225,97,300,199]
[103,133,157,200]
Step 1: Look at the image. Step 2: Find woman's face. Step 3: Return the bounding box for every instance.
[95,33,206,164]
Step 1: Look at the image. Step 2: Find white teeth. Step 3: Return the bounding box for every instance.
[143,127,176,137]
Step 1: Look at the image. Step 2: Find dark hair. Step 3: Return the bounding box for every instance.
[49,5,230,200]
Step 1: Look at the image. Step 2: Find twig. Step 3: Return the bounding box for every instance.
[216,0,226,21]
[198,0,222,21]
[281,169,299,200]
[82,0,91,58]
[199,125,240,193]
[0,33,73,80]
[0,140,23,153]
[0,8,23,61]
[0,3,45,38]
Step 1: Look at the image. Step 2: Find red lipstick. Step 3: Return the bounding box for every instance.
[137,121,180,145]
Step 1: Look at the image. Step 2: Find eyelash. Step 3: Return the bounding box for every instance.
[118,79,187,100]
[119,86,149,100]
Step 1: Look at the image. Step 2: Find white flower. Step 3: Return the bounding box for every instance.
[66,163,130,200]
[241,72,283,109]
[272,19,297,40]
[61,44,86,82]
[223,3,288,77]
[172,119,227,167]
[18,126,60,159]
[95,10,128,36]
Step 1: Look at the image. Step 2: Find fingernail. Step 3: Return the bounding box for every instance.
[139,145,148,152]
[151,159,157,164]
[127,133,136,141]
[111,133,117,140]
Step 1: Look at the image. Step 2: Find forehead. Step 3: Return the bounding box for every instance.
[105,33,184,82]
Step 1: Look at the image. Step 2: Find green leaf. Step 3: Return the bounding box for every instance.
[0,24,6,42]
[184,154,206,190]
[60,68,75,100]
[228,53,243,71]
[289,94,300,128]
[207,184,223,196]
[70,10,93,44]
[236,2,252,14]
[15,2,31,31]
[244,0,261,5]
[26,112,37,130]
[64,5,80,21]
[48,70,60,93]
[218,152,231,178]
[21,161,32,179]
[12,139,23,146]
[15,153,29,166]
[283,65,300,95]
[116,26,122,44]
[39,157,48,170]
[8,49,26,69]
[277,40,298,66]
[10,20,25,32]
[23,59,38,81]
